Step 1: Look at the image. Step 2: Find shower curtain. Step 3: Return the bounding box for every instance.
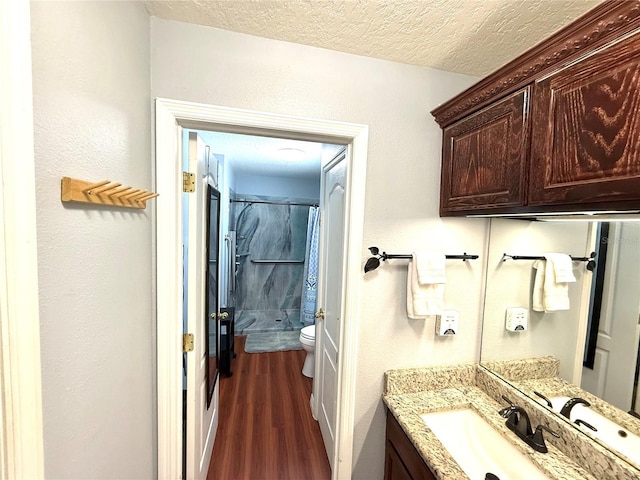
[301,206,320,326]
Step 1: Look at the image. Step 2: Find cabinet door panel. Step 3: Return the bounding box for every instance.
[385,441,413,480]
[385,413,436,480]
[530,32,640,207]
[440,87,530,215]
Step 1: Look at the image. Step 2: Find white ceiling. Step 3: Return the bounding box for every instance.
[152,0,603,179]
[195,130,342,181]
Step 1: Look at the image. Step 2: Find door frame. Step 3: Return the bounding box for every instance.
[0,0,45,477]
[155,98,368,479]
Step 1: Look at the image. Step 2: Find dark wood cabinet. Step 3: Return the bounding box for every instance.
[432,1,640,216]
[529,31,640,208]
[385,412,436,480]
[385,439,413,480]
[440,88,530,215]
[219,306,235,376]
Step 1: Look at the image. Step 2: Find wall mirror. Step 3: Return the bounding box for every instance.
[205,183,221,409]
[480,217,640,468]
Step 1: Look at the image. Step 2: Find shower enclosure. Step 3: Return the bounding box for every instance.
[231,194,319,335]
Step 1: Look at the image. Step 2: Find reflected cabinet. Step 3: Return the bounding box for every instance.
[433,1,640,216]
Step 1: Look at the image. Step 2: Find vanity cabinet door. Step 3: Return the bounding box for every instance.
[529,31,640,209]
[440,87,530,216]
[385,412,436,480]
[385,440,413,480]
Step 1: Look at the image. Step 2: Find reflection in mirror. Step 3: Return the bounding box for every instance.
[205,184,221,409]
[481,218,640,467]
[582,222,640,412]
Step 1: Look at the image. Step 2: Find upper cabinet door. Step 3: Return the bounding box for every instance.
[529,32,640,208]
[440,87,530,216]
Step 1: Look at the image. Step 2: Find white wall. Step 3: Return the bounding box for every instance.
[31,2,154,478]
[482,219,592,381]
[150,19,485,478]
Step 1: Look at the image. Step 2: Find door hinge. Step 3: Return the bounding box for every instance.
[183,333,194,352]
[182,171,195,193]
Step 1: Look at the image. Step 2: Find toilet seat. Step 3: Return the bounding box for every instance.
[300,325,315,341]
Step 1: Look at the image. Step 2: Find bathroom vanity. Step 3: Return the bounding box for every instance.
[388,3,640,478]
[383,363,640,480]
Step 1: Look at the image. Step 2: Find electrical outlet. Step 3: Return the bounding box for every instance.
[505,307,528,332]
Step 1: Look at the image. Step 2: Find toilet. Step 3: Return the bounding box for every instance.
[299,325,316,378]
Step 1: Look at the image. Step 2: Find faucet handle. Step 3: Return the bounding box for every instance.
[574,418,598,432]
[534,390,553,408]
[498,395,516,417]
[535,424,560,438]
[501,394,514,406]
[531,424,560,453]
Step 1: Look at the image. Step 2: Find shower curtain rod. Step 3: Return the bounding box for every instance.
[231,198,319,207]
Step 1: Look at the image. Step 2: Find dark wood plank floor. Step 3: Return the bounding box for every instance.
[207,336,331,480]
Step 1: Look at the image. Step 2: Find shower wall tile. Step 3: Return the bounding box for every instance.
[232,194,314,333]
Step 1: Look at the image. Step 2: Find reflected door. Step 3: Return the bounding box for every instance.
[582,222,640,411]
[205,184,220,406]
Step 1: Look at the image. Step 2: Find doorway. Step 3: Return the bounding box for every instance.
[189,129,339,345]
[155,98,368,480]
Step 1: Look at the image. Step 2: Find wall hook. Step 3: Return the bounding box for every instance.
[61,176,159,209]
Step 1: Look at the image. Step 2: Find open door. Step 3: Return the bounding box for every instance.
[314,148,347,469]
[185,132,218,479]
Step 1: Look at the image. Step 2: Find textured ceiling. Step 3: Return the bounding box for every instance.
[144,0,603,77]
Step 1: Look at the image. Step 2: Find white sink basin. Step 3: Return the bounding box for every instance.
[549,396,640,463]
[421,408,552,480]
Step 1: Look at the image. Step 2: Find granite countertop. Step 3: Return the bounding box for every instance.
[515,376,640,437]
[381,363,631,480]
[383,385,596,480]
[511,376,640,470]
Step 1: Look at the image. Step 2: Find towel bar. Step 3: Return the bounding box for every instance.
[251,259,304,264]
[364,246,479,273]
[502,252,596,271]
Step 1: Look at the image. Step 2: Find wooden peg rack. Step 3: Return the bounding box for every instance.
[61,177,159,209]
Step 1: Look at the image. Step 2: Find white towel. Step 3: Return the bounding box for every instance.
[532,260,545,312]
[414,251,446,285]
[531,254,575,312]
[407,254,445,319]
[545,253,576,283]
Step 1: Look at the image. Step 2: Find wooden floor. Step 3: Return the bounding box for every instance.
[207,336,331,480]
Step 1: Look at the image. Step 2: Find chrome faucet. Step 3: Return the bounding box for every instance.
[559,397,590,418]
[499,396,559,453]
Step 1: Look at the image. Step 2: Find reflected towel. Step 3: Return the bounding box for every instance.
[532,260,545,312]
[532,255,574,312]
[407,255,445,318]
[545,253,576,283]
